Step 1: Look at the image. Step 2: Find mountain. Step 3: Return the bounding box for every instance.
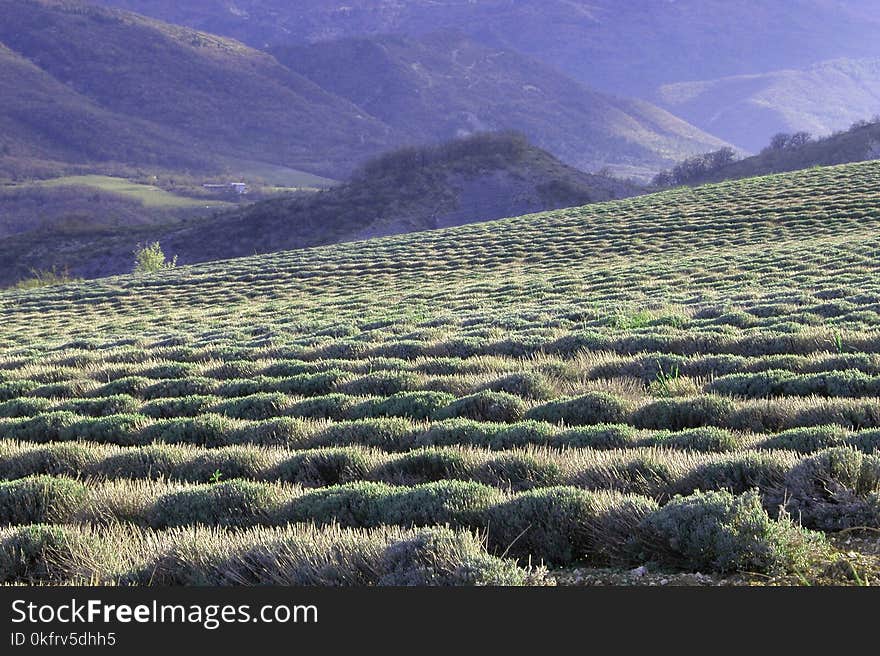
[91,1,880,95]
[0,41,211,178]
[0,0,729,184]
[0,133,642,285]
[272,33,728,179]
[0,0,391,178]
[655,58,880,152]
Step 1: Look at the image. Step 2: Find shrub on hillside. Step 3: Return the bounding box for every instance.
[372,450,475,485]
[551,424,638,449]
[0,476,88,525]
[350,391,455,421]
[525,393,631,426]
[0,397,52,418]
[133,242,176,274]
[631,396,734,430]
[211,392,289,421]
[149,480,287,528]
[271,448,375,487]
[782,447,880,530]
[487,487,657,566]
[0,525,96,584]
[672,453,793,497]
[309,418,417,451]
[759,426,849,453]
[433,391,527,424]
[634,489,826,573]
[479,373,554,400]
[648,427,740,452]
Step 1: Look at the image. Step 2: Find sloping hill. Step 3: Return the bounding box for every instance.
[92,0,880,94]
[656,58,880,151]
[0,41,211,177]
[655,119,880,186]
[0,133,642,284]
[272,33,728,178]
[0,0,391,177]
[2,159,880,584]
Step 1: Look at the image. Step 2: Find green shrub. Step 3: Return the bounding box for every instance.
[212,393,289,420]
[648,427,740,452]
[479,373,554,400]
[134,241,177,274]
[142,414,236,448]
[526,393,631,426]
[181,447,276,483]
[285,482,395,528]
[382,481,504,527]
[231,417,315,447]
[57,395,142,417]
[0,525,94,584]
[5,412,80,443]
[0,380,38,402]
[415,419,556,450]
[552,424,638,449]
[286,394,358,421]
[782,447,880,530]
[634,490,826,574]
[672,453,792,497]
[377,528,542,586]
[92,376,152,398]
[272,448,374,486]
[433,391,527,424]
[759,426,849,453]
[143,378,217,400]
[372,449,474,485]
[30,380,98,399]
[0,397,53,418]
[632,396,734,430]
[487,487,657,566]
[97,445,191,480]
[142,395,216,419]
[0,476,89,525]
[0,443,99,479]
[309,418,416,451]
[339,372,420,397]
[273,371,350,396]
[62,414,150,446]
[149,480,287,528]
[476,453,563,490]
[351,392,455,421]
[846,429,880,453]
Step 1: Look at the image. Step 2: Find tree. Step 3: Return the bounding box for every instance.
[768,133,792,151]
[134,242,177,274]
[652,147,739,187]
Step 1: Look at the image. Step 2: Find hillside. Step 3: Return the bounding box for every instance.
[656,58,880,151]
[0,133,643,285]
[92,0,880,95]
[272,33,729,178]
[654,119,880,187]
[2,160,880,585]
[0,0,739,196]
[0,0,391,178]
[0,41,211,177]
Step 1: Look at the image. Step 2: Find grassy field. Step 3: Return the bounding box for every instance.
[22,175,233,209]
[1,160,880,585]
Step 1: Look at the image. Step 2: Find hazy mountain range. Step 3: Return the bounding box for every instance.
[91,0,880,151]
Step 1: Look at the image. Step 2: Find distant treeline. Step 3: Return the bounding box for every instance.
[654,116,880,187]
